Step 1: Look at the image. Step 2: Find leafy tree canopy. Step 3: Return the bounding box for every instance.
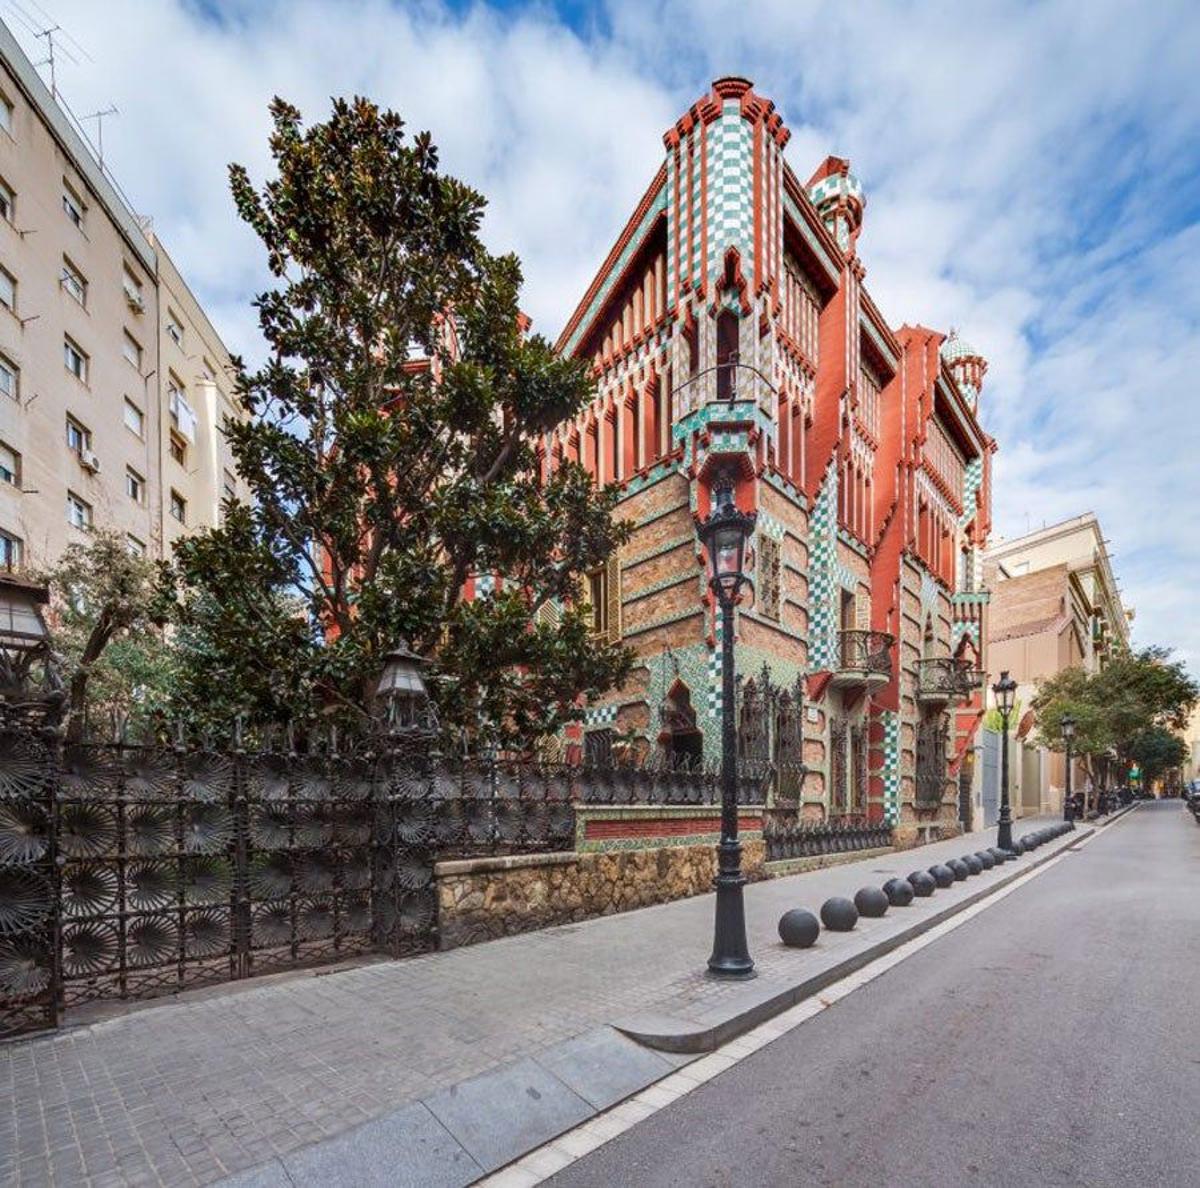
[168,96,631,746]
[35,532,171,739]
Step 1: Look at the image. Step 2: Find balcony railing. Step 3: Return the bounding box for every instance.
[916,657,982,703]
[830,630,894,690]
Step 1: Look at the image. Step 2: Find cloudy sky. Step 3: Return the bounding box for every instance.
[9,0,1199,671]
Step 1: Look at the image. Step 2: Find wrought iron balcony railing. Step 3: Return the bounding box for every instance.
[837,630,894,676]
[916,657,982,702]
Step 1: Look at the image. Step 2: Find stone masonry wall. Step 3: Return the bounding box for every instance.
[436,839,767,950]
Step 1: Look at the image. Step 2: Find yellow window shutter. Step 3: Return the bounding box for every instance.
[605,553,622,642]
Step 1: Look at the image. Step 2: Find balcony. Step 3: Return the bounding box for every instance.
[916,657,982,706]
[829,629,894,692]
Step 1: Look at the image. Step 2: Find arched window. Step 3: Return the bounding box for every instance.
[658,680,704,769]
[716,309,739,401]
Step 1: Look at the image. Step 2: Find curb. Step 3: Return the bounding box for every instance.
[615,824,1095,1054]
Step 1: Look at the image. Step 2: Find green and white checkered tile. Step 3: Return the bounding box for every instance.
[583,703,619,728]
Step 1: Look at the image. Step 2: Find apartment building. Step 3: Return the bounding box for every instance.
[543,78,995,845]
[0,19,240,572]
[983,512,1132,814]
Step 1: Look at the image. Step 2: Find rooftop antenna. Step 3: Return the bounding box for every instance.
[80,105,118,169]
[33,24,62,97]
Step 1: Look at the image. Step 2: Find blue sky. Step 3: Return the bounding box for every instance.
[11,0,1200,672]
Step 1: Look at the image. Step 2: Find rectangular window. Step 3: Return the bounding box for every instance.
[125,467,144,504]
[0,528,21,570]
[61,257,87,306]
[0,178,13,223]
[62,181,85,229]
[67,491,92,530]
[0,92,12,136]
[166,310,184,347]
[202,357,216,382]
[126,534,146,556]
[0,266,13,312]
[0,441,18,485]
[123,398,144,438]
[64,337,88,382]
[0,354,16,401]
[123,266,144,312]
[169,489,186,524]
[169,431,186,466]
[122,331,142,369]
[66,416,91,455]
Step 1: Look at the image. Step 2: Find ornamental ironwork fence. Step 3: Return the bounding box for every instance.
[737,664,807,802]
[0,721,757,1040]
[764,819,892,862]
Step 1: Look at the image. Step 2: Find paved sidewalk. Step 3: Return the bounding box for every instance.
[1,815,1075,1187]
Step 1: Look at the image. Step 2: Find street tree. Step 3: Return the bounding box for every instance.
[36,532,170,740]
[168,96,631,746]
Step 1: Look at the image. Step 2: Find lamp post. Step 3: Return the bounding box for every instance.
[992,670,1017,854]
[0,573,63,729]
[696,472,757,977]
[374,641,437,740]
[1061,714,1076,826]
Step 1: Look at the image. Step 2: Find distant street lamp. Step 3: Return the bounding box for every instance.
[992,670,1018,854]
[1061,715,1077,826]
[696,472,757,977]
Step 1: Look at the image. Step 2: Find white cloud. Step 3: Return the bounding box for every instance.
[14,0,1200,671]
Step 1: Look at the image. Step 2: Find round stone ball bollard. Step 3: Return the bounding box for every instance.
[855,886,889,918]
[947,858,970,881]
[883,877,915,907]
[821,896,859,932]
[908,870,937,897]
[989,847,1009,864]
[962,854,983,876]
[778,908,820,949]
[975,850,995,870]
[928,864,955,888]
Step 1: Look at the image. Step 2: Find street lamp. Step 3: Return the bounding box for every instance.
[1061,714,1076,826]
[696,472,757,977]
[0,574,63,727]
[375,641,437,737]
[992,670,1018,854]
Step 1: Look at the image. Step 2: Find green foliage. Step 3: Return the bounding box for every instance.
[36,532,171,737]
[1031,646,1197,784]
[983,698,1021,734]
[1126,726,1187,787]
[167,96,631,745]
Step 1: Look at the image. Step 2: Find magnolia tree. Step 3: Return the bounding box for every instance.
[168,97,631,746]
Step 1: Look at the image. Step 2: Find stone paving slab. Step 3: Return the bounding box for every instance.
[0,813,1095,1187]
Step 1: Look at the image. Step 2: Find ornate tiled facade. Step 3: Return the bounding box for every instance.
[545,77,996,843]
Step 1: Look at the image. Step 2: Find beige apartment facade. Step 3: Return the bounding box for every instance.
[0,19,240,574]
[984,513,1132,814]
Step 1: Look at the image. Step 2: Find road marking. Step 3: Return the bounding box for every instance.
[476,818,1131,1186]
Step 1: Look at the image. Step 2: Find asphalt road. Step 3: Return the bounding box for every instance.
[549,802,1200,1188]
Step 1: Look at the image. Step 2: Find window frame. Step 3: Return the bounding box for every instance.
[66,415,92,455]
[168,488,187,524]
[166,310,184,347]
[0,526,21,569]
[125,466,145,505]
[123,398,145,438]
[122,330,142,370]
[61,256,87,307]
[169,431,187,466]
[0,440,18,485]
[62,180,86,229]
[0,353,16,401]
[0,265,15,312]
[66,490,92,531]
[0,176,13,224]
[63,336,88,383]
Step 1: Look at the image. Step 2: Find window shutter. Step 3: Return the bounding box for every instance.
[605,554,622,642]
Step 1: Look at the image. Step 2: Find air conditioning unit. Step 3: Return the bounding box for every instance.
[80,448,101,474]
[124,289,144,313]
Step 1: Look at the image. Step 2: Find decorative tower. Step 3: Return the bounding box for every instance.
[941,330,988,413]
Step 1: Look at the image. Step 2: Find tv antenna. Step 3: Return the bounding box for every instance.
[81,105,118,168]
